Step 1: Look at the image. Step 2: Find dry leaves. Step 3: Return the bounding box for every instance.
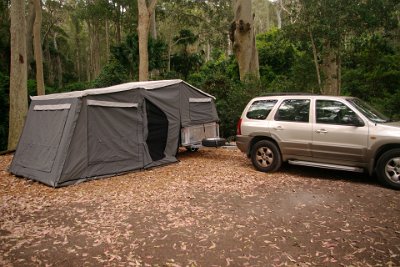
[0,148,400,266]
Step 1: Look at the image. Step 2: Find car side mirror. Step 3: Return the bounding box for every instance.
[349,115,365,127]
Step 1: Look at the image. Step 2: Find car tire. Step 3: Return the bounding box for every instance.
[251,140,282,172]
[376,149,400,190]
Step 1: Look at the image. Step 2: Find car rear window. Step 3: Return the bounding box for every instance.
[246,100,277,120]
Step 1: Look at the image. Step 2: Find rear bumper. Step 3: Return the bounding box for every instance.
[236,135,251,154]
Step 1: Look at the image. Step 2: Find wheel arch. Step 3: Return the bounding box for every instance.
[248,136,281,157]
[373,144,400,173]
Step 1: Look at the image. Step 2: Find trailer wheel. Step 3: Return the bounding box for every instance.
[185,146,199,152]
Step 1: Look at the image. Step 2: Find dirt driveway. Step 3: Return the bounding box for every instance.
[1,147,399,266]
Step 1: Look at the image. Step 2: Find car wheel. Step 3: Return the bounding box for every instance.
[376,149,400,190]
[251,140,282,172]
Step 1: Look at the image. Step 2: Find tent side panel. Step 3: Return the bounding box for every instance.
[9,98,80,187]
[178,83,219,127]
[58,100,88,185]
[84,90,149,178]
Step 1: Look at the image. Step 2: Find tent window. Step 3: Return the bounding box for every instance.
[146,99,168,161]
[88,104,140,164]
[189,98,213,122]
[34,104,71,110]
[189,98,212,103]
[87,100,138,108]
[15,108,70,172]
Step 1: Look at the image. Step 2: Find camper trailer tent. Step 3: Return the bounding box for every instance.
[9,80,220,187]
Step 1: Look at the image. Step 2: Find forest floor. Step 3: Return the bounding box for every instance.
[0,147,399,267]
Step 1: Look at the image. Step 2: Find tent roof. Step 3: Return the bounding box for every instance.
[31,79,215,101]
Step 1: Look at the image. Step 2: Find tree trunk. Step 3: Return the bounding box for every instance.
[44,41,54,86]
[74,24,82,82]
[276,5,282,29]
[53,33,63,88]
[230,0,259,81]
[87,21,92,81]
[105,19,110,62]
[116,4,121,44]
[26,0,35,77]
[9,0,28,150]
[137,0,157,81]
[206,40,211,62]
[227,33,233,56]
[167,38,171,72]
[308,28,322,94]
[150,9,157,40]
[88,21,101,80]
[33,0,45,95]
[321,41,339,95]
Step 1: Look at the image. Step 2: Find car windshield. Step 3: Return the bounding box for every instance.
[347,98,390,123]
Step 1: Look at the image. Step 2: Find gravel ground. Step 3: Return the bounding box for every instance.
[1,147,399,267]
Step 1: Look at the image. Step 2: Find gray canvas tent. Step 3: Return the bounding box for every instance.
[9,79,220,187]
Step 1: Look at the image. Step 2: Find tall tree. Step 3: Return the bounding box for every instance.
[8,0,28,150]
[230,0,259,80]
[33,0,45,95]
[137,0,157,81]
[26,0,35,76]
[290,0,399,95]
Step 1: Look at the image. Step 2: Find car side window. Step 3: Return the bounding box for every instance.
[316,100,359,125]
[246,100,278,120]
[275,99,310,122]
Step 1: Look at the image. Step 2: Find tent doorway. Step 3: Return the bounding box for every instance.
[145,99,168,161]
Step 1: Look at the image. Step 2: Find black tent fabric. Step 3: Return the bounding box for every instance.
[9,80,219,187]
[146,99,169,162]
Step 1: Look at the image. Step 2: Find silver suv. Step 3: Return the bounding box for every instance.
[236,94,400,189]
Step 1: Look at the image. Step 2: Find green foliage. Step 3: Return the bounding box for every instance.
[0,72,9,151]
[111,35,138,78]
[174,29,198,47]
[190,75,250,138]
[189,54,262,138]
[257,28,317,93]
[0,0,10,74]
[342,34,400,119]
[92,60,129,88]
[171,53,203,80]
[0,0,399,148]
[148,37,168,71]
[63,82,93,92]
[170,29,203,79]
[111,33,167,78]
[27,80,37,98]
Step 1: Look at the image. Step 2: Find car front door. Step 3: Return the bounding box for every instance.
[312,99,369,163]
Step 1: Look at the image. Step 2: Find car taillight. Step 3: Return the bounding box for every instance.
[236,118,242,135]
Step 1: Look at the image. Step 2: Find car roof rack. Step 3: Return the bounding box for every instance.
[261,92,321,96]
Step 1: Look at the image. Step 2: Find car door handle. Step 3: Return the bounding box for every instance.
[316,129,328,134]
[273,126,284,131]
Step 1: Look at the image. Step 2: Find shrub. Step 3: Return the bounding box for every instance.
[92,60,129,88]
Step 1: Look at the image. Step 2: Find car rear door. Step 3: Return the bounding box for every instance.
[312,99,369,163]
[269,98,313,157]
